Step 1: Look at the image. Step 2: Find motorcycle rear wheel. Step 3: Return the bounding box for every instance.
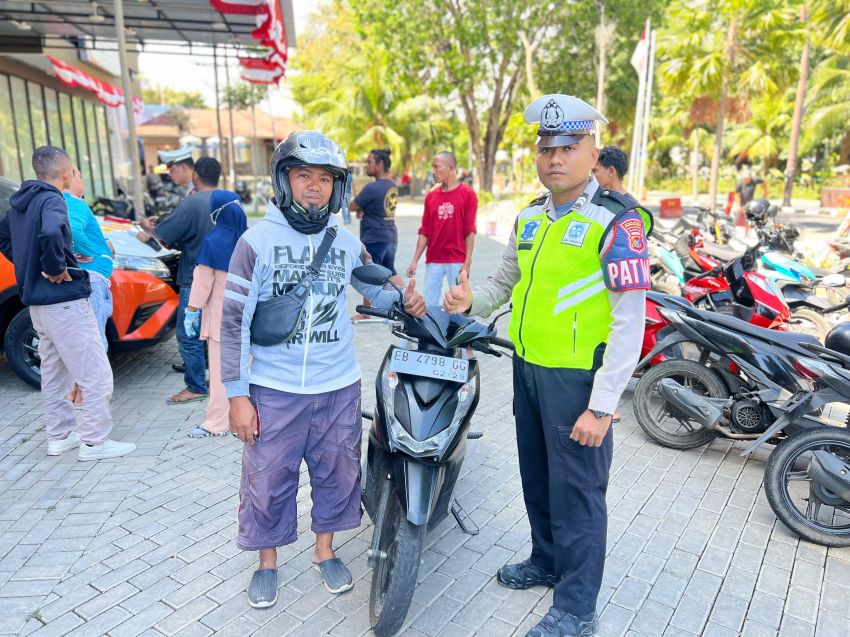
[785,309,831,342]
[634,359,727,449]
[764,428,850,547]
[370,484,426,636]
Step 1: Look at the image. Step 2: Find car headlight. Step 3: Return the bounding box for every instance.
[113,254,171,279]
[382,369,476,458]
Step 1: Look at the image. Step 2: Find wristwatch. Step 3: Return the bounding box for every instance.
[591,409,612,420]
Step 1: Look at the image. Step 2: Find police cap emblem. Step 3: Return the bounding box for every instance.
[540,100,564,130]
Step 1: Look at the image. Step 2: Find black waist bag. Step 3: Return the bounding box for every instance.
[250,227,337,347]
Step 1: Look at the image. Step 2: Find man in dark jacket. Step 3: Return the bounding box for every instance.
[0,146,135,462]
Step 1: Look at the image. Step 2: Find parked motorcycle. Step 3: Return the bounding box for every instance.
[354,264,513,636]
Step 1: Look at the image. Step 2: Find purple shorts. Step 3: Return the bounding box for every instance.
[236,382,363,551]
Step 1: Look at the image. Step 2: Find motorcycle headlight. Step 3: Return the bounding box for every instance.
[382,369,476,458]
[113,254,171,279]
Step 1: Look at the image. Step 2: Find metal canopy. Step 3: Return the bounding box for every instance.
[0,0,296,50]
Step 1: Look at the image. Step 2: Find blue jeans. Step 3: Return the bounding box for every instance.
[424,262,463,308]
[88,272,113,351]
[177,286,208,394]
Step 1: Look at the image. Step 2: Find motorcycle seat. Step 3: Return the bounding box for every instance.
[683,305,820,353]
[698,242,742,263]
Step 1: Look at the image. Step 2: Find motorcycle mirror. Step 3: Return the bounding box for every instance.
[352,264,393,286]
[822,273,845,288]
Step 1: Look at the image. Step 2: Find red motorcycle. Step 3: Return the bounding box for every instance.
[642,249,791,367]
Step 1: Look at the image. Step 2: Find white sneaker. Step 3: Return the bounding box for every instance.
[77,439,136,462]
[46,432,81,456]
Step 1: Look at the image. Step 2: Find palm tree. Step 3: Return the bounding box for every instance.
[657,0,799,208]
[727,96,792,168]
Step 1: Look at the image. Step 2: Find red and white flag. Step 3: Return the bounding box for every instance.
[238,56,284,84]
[48,55,143,114]
[208,0,267,14]
[631,23,650,75]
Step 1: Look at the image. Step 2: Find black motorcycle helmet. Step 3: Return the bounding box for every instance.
[744,198,771,225]
[825,322,850,357]
[270,130,348,216]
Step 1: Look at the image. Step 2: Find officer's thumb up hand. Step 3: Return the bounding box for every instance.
[444,269,472,314]
[403,277,426,318]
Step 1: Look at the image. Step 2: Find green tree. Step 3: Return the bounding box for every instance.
[221,83,268,111]
[142,84,207,108]
[726,96,792,168]
[657,0,799,207]
[291,1,456,170]
[355,0,555,192]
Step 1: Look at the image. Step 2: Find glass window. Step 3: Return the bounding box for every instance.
[0,75,22,182]
[10,77,33,179]
[96,106,114,194]
[58,92,79,171]
[44,88,61,148]
[83,101,105,197]
[74,97,94,196]
[27,82,47,149]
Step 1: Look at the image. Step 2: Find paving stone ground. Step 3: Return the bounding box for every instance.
[1,216,850,637]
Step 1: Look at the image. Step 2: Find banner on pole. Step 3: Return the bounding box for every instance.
[630,25,650,75]
[48,55,143,114]
[209,0,288,84]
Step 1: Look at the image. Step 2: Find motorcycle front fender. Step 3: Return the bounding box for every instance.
[404,461,442,526]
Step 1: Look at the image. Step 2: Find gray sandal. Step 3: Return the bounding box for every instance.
[248,568,278,608]
[314,558,353,594]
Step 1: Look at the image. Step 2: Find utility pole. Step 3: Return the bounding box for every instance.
[213,44,226,189]
[223,46,237,188]
[113,0,144,216]
[594,1,616,145]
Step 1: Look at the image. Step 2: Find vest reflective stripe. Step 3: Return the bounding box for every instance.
[508,208,612,369]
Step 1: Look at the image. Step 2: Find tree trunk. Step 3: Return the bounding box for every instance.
[691,129,700,199]
[783,2,809,208]
[709,14,738,211]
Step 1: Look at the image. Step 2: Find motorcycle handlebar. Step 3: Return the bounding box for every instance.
[355,305,391,320]
[490,336,515,351]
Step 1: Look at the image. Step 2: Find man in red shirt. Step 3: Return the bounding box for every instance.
[407,152,477,307]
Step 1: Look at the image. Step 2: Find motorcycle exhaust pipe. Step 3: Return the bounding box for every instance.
[657,379,724,429]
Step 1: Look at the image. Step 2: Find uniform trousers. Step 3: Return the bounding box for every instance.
[512,351,613,615]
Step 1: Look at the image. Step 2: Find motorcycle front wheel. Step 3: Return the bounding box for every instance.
[370,482,426,636]
[764,427,850,547]
[633,359,727,449]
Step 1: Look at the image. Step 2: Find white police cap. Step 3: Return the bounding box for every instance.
[524,94,608,148]
[158,146,194,167]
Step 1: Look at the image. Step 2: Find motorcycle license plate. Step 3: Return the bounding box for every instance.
[388,348,469,382]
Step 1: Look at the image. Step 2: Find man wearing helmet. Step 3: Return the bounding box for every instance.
[220,131,425,608]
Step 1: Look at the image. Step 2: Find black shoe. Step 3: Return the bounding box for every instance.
[171,363,185,373]
[526,608,598,637]
[496,559,557,589]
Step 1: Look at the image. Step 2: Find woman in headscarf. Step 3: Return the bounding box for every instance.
[184,190,248,437]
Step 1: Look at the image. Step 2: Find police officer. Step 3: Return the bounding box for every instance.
[444,94,652,637]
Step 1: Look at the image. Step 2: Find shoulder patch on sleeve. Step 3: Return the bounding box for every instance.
[601,211,651,292]
[527,194,547,208]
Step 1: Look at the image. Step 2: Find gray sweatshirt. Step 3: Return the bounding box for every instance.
[221,204,399,397]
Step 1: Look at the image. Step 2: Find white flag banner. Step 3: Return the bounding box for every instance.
[631,24,649,75]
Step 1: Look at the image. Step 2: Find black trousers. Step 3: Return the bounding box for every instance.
[512,352,613,615]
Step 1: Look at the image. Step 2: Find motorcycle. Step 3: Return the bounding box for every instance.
[354,264,513,636]
[632,298,842,450]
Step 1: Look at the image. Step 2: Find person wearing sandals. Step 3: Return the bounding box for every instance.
[184,190,248,438]
[220,131,426,608]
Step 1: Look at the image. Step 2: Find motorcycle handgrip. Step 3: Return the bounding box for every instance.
[355,305,391,319]
[490,336,515,351]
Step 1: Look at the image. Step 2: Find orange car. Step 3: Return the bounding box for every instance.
[0,177,179,388]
